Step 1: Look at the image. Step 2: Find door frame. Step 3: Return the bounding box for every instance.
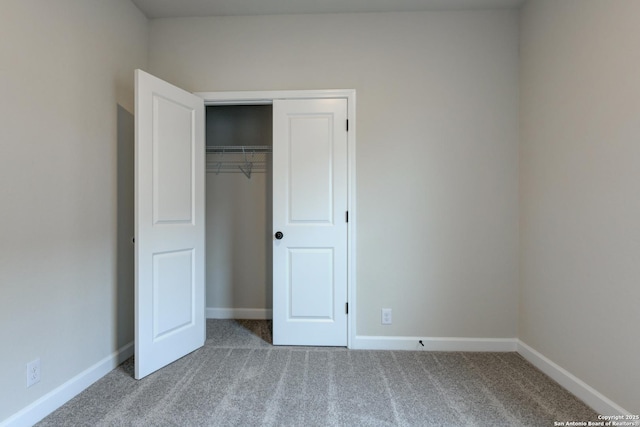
[196,89,356,348]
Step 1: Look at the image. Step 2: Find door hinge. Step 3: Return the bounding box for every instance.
[345,302,349,314]
[346,211,349,223]
[346,119,349,132]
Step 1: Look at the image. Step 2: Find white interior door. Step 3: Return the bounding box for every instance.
[134,69,205,379]
[272,98,348,346]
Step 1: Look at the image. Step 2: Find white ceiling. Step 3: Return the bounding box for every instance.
[131,0,525,19]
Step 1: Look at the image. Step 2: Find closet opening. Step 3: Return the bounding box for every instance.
[135,72,355,376]
[205,104,274,321]
[197,88,356,348]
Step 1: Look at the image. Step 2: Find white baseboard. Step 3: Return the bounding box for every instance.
[352,335,518,352]
[517,340,630,416]
[1,342,134,427]
[206,307,272,320]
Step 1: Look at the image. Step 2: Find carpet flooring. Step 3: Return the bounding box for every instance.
[37,320,599,426]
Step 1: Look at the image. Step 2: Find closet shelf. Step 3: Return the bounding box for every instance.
[206,145,272,154]
[206,145,272,178]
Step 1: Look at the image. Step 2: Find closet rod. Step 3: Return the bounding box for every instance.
[206,145,272,153]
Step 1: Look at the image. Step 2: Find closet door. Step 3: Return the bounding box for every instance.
[134,70,205,379]
[272,99,348,346]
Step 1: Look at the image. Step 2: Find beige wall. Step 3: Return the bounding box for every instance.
[206,172,272,311]
[519,0,640,414]
[149,10,520,338]
[0,0,148,420]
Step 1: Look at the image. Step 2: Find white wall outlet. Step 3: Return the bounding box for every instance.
[27,358,40,388]
[381,308,392,325]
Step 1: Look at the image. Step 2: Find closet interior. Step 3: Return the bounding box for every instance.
[205,105,273,316]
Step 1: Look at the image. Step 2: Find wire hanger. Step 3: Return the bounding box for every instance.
[238,146,253,179]
[215,148,225,175]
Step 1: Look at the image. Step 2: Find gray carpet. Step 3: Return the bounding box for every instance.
[37,320,598,426]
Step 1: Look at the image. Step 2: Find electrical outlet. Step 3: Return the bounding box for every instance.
[381,308,392,325]
[27,358,40,388]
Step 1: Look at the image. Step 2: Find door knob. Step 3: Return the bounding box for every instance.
[275,231,284,240]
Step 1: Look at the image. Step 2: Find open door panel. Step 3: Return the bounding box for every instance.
[134,69,205,379]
